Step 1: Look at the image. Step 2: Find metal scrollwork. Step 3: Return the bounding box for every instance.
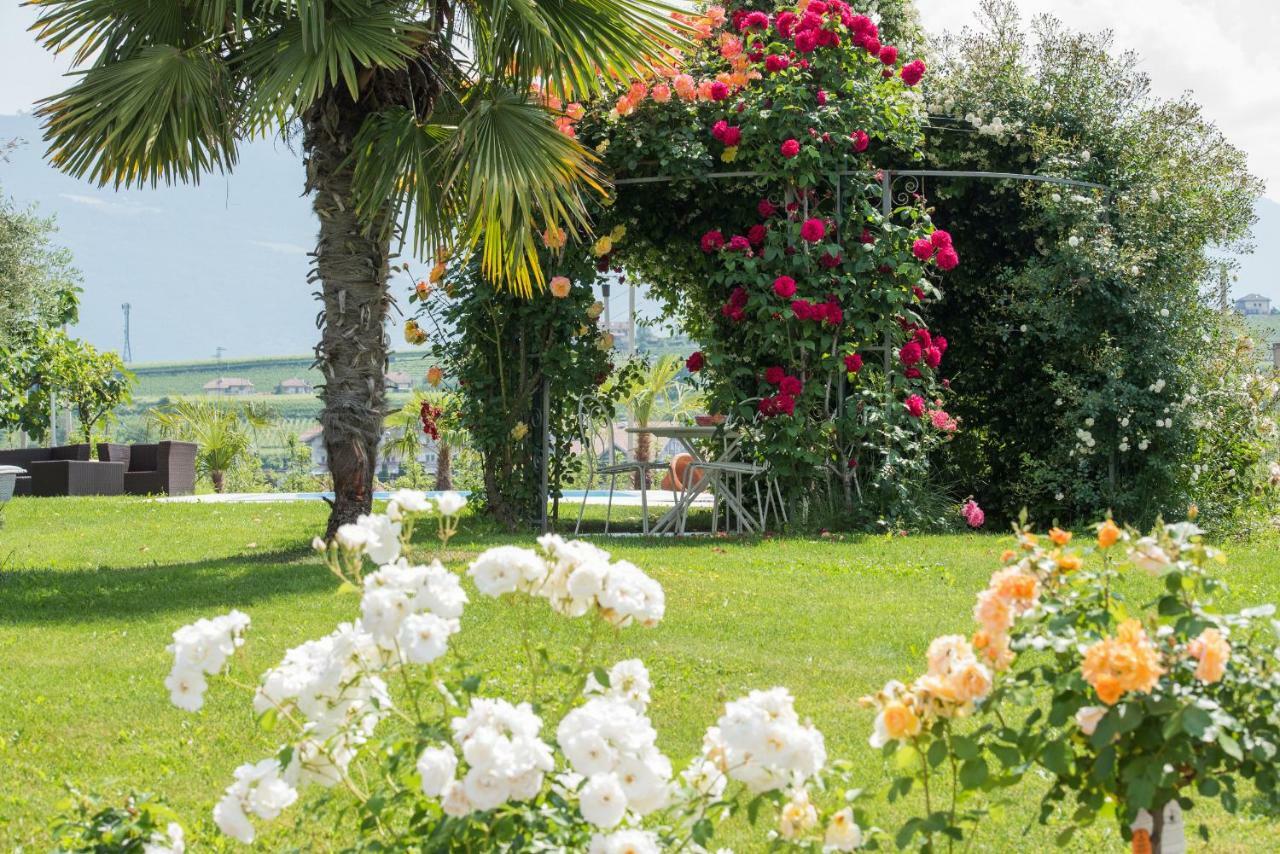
[892,173,924,207]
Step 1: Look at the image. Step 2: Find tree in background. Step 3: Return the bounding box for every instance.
[609,354,694,487]
[921,0,1264,529]
[31,0,689,535]
[52,339,133,445]
[149,399,273,493]
[0,188,80,345]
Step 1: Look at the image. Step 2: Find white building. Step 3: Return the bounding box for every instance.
[1234,293,1271,316]
[203,377,256,395]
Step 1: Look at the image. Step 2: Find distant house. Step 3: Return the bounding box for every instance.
[203,377,255,395]
[276,377,312,395]
[385,371,414,392]
[1235,293,1272,316]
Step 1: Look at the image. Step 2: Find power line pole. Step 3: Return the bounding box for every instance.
[628,277,636,357]
[121,303,132,363]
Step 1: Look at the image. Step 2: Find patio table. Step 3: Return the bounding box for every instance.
[627,425,757,535]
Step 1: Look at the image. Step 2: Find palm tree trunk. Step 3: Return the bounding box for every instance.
[634,429,651,489]
[305,93,393,537]
[436,443,452,491]
[212,470,225,493]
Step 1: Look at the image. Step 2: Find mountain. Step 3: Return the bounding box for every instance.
[2,111,1277,361]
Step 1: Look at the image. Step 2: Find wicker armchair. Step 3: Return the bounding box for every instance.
[98,441,198,496]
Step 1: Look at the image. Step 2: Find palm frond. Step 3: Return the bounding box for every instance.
[352,91,602,293]
[236,8,423,129]
[28,0,201,66]
[462,0,691,100]
[36,45,238,187]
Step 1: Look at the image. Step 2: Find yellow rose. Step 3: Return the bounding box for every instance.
[403,320,427,345]
[510,421,529,441]
[429,261,446,283]
[721,145,738,163]
[426,366,444,387]
[598,332,615,351]
[586,301,604,320]
[609,224,627,242]
[593,235,613,256]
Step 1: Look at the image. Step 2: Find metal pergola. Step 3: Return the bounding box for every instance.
[538,167,1111,533]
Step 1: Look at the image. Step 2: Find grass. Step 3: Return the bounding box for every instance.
[1,498,1279,851]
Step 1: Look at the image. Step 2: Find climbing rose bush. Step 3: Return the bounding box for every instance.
[565,1,964,525]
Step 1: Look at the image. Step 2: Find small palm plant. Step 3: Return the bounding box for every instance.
[612,354,698,487]
[149,399,273,493]
[385,391,467,490]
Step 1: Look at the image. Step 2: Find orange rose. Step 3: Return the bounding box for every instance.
[1056,552,1083,573]
[1049,527,1072,546]
[426,366,444,387]
[1187,628,1230,684]
[429,261,446,283]
[1000,549,1016,563]
[881,700,921,740]
[1097,519,1121,549]
[549,276,572,298]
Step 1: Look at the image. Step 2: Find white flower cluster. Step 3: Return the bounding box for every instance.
[467,535,664,627]
[213,758,298,844]
[335,512,402,564]
[418,697,554,815]
[584,658,652,712]
[360,558,467,661]
[702,688,826,793]
[164,610,250,712]
[142,822,185,854]
[558,661,673,828]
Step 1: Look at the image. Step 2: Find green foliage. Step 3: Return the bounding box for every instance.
[148,398,274,492]
[922,1,1265,530]
[0,187,81,346]
[50,788,183,853]
[53,339,133,445]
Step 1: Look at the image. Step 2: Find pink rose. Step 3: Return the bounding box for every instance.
[912,238,935,260]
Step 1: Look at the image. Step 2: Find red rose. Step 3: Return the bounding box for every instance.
[912,286,927,302]
[819,251,841,269]
[863,36,880,56]
[930,229,953,248]
[899,341,923,366]
[904,394,926,418]
[905,367,922,379]
[700,230,724,253]
[747,224,767,246]
[775,11,797,38]
[758,198,777,218]
[711,119,729,141]
[844,353,863,373]
[879,45,898,65]
[881,68,894,79]
[850,14,873,34]
[729,286,748,307]
[728,306,745,322]
[822,301,843,326]
[686,351,704,372]
[914,328,933,348]
[800,218,825,242]
[935,247,960,270]
[775,393,796,416]
[709,81,730,101]
[851,130,869,152]
[765,366,785,385]
[722,126,741,146]
[791,299,813,320]
[773,275,797,298]
[912,238,935,261]
[742,10,770,30]
[934,335,949,353]
[727,235,751,252]
[816,89,827,106]
[779,375,803,395]
[923,346,942,369]
[764,54,790,73]
[780,138,801,158]
[794,30,817,53]
[859,228,876,244]
[901,59,926,86]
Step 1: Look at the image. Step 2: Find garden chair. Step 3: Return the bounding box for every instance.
[683,401,787,535]
[573,398,669,535]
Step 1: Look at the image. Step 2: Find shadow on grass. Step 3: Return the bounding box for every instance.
[0,545,328,625]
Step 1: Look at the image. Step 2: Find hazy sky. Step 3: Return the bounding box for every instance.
[4,0,1277,199]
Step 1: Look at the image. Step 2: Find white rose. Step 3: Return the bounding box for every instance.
[212,794,256,844]
[579,773,628,828]
[417,745,458,797]
[1130,537,1171,575]
[436,491,468,516]
[387,489,432,520]
[356,513,402,564]
[588,830,661,854]
[1075,705,1106,736]
[334,523,372,552]
[441,779,472,817]
[399,613,455,664]
[824,807,864,850]
[462,766,512,811]
[165,667,208,712]
[143,822,185,854]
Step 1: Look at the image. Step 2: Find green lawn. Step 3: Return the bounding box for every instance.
[2,498,1279,851]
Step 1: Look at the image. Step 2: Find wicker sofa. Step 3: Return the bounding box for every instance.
[97,441,198,496]
[0,444,91,496]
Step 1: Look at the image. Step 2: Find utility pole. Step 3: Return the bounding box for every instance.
[214,346,226,393]
[628,277,636,357]
[121,303,132,363]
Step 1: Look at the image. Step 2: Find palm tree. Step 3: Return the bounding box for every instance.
[384,390,466,489]
[150,398,273,492]
[614,354,692,487]
[30,0,685,534]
